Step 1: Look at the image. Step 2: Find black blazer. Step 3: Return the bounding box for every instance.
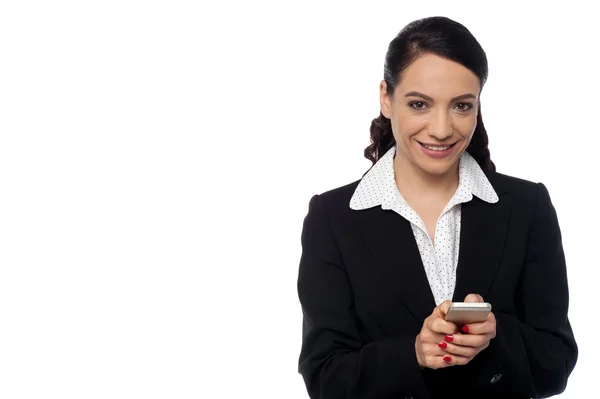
[297,171,577,399]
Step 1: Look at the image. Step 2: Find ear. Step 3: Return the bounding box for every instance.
[379,80,393,119]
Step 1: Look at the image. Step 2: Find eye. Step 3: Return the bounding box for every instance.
[454,102,474,112]
[409,101,428,110]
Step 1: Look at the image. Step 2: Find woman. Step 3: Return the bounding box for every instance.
[297,16,577,399]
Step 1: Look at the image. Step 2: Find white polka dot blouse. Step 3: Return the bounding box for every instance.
[349,146,499,305]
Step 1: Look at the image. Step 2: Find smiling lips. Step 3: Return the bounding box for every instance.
[418,141,457,158]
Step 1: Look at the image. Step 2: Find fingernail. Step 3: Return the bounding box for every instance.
[443,355,452,362]
[445,334,454,342]
[461,325,470,333]
[438,341,448,349]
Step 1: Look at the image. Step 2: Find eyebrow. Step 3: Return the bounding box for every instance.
[404,91,477,102]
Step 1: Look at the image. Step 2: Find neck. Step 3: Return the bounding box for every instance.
[393,153,460,199]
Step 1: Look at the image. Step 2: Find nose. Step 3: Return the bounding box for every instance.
[428,109,453,141]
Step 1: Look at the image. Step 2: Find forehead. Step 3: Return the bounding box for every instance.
[396,53,480,98]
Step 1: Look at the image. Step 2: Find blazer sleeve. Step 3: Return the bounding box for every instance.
[297,194,430,399]
[473,182,578,397]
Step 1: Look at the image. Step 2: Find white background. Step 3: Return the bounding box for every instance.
[0,1,597,398]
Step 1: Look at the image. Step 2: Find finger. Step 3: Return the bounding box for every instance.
[464,293,484,303]
[437,300,453,316]
[429,318,459,335]
[438,341,479,358]
[425,353,455,369]
[437,353,472,367]
[424,341,448,357]
[445,332,489,348]
[462,323,495,336]
[462,313,496,335]
[416,330,446,349]
[419,343,453,369]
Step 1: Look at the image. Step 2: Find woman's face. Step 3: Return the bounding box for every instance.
[380,53,481,178]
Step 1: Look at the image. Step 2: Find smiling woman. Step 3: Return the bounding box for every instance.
[297,16,577,399]
[381,53,481,181]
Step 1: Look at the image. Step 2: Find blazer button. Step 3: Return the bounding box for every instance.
[490,373,502,384]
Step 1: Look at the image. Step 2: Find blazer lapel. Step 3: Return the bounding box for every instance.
[356,207,436,323]
[452,195,511,302]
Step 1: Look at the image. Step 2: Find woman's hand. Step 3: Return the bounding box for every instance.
[438,294,497,366]
[415,300,459,369]
[416,294,497,369]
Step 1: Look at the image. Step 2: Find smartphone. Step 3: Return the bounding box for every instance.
[445,302,492,324]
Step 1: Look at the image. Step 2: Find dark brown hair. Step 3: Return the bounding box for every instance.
[364,16,495,172]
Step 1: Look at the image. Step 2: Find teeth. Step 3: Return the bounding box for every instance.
[423,144,451,151]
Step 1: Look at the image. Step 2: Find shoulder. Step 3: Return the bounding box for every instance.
[486,171,554,209]
[487,170,536,190]
[317,180,361,204]
[304,180,361,219]
[309,179,361,207]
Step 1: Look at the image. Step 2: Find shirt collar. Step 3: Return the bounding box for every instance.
[349,146,498,210]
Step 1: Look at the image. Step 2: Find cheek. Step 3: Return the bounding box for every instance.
[454,114,478,137]
[393,111,426,140]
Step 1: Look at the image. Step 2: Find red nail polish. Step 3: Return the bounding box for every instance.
[443,355,452,362]
[461,325,470,333]
[438,341,448,349]
[445,334,454,342]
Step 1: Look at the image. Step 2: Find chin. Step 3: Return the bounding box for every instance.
[415,157,458,177]
[421,165,454,177]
